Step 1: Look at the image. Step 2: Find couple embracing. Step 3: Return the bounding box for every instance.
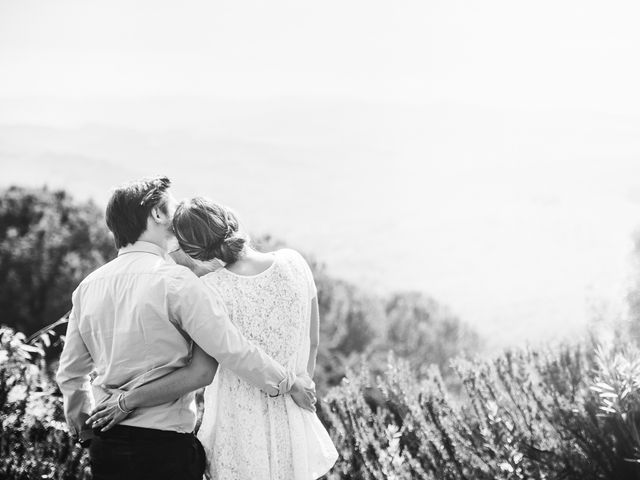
[56,176,338,479]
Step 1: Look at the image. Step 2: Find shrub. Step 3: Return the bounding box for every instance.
[318,345,640,480]
[0,186,116,335]
[4,324,640,479]
[0,327,90,480]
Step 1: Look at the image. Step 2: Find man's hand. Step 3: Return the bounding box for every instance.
[86,390,133,432]
[289,374,317,412]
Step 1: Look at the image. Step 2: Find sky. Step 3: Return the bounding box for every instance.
[2,0,640,110]
[1,0,640,349]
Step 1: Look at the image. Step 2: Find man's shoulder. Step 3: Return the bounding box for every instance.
[78,255,198,289]
[159,261,199,282]
[78,258,118,286]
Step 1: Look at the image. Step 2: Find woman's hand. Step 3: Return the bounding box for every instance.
[86,390,133,432]
[290,374,317,412]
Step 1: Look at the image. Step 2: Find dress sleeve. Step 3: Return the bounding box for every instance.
[289,249,317,300]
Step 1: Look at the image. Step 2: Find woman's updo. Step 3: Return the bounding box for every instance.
[172,197,247,264]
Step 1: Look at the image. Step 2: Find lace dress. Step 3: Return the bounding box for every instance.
[197,249,338,480]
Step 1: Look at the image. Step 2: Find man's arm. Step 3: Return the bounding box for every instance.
[86,345,218,431]
[56,290,95,444]
[168,271,302,397]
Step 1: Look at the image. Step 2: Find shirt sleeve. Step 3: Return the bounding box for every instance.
[167,270,293,396]
[55,288,95,441]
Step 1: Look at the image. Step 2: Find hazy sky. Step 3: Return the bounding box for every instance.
[2,0,640,349]
[2,0,640,112]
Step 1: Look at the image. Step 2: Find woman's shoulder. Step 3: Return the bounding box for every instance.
[276,248,308,266]
[276,248,315,277]
[276,248,317,297]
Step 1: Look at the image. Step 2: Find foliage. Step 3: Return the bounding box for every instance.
[3,325,640,479]
[318,345,640,480]
[8,185,638,479]
[0,327,90,480]
[0,186,116,335]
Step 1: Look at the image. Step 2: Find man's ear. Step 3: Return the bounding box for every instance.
[151,206,163,223]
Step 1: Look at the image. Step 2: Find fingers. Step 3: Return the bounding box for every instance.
[307,391,317,413]
[89,403,109,417]
[302,395,316,412]
[88,414,111,429]
[87,407,118,428]
[101,417,118,432]
[86,410,108,426]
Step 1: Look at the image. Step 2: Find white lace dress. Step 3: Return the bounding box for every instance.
[197,249,338,480]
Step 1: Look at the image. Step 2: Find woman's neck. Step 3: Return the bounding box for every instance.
[225,247,276,275]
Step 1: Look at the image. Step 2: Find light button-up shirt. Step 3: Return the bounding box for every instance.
[56,241,291,439]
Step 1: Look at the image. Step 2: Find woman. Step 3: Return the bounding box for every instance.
[88,197,337,479]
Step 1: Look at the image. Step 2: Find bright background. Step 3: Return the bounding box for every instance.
[2,0,640,348]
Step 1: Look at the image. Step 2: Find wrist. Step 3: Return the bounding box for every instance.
[117,392,135,415]
[122,390,139,409]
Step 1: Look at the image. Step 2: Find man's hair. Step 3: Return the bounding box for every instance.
[105,176,172,249]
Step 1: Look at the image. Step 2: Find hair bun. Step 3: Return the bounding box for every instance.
[172,196,248,263]
[219,235,246,264]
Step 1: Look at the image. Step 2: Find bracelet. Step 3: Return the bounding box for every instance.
[117,392,134,415]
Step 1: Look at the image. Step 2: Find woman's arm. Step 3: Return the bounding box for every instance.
[87,345,218,431]
[307,296,320,378]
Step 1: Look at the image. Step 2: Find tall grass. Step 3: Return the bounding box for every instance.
[2,326,640,479]
[319,346,640,479]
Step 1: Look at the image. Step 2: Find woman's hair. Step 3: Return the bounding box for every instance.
[172,197,247,264]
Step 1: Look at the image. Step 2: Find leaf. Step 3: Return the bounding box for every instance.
[593,382,615,392]
[20,344,43,354]
[599,392,620,399]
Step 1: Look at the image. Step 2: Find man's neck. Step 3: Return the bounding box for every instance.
[136,233,168,253]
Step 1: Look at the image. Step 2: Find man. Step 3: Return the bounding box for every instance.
[56,176,316,480]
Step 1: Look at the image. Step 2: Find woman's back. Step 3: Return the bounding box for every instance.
[197,248,336,480]
[207,248,312,367]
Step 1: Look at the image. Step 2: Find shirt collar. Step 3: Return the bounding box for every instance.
[118,241,167,258]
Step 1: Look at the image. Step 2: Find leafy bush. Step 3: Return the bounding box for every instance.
[0,327,90,480]
[318,345,640,479]
[0,186,116,335]
[5,324,640,479]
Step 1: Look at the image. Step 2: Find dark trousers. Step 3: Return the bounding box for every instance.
[89,425,206,480]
